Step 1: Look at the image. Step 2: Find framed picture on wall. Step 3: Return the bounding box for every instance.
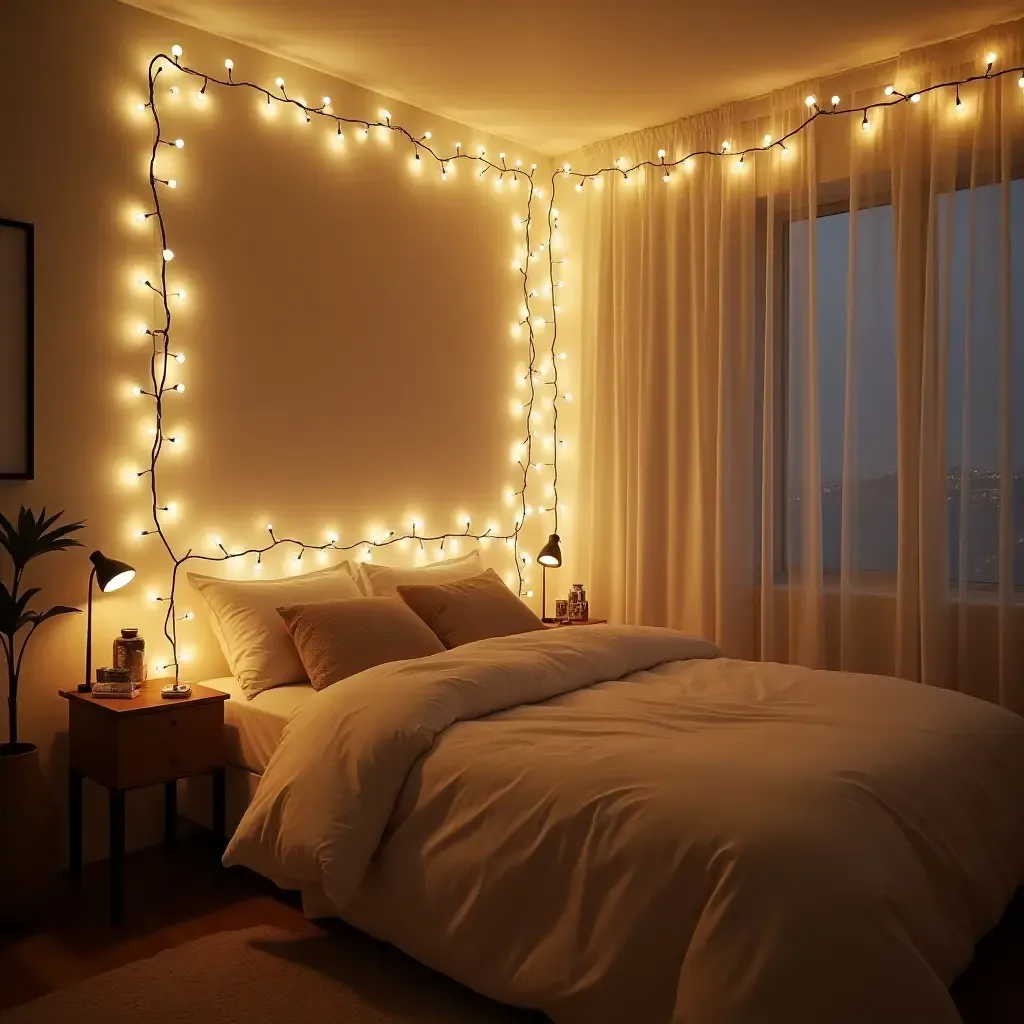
[0,217,34,480]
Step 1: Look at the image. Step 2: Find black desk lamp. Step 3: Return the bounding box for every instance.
[536,533,562,623]
[79,550,136,693]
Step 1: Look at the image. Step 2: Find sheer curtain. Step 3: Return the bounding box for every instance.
[574,21,1024,711]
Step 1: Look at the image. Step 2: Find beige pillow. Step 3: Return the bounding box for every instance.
[277,597,445,691]
[397,568,547,649]
[358,549,483,597]
[187,562,362,696]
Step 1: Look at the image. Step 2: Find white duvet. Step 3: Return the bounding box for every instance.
[224,625,1024,1023]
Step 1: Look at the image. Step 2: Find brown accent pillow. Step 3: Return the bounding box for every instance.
[277,597,445,691]
[396,568,547,649]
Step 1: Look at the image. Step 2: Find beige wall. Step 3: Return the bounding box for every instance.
[1,0,578,860]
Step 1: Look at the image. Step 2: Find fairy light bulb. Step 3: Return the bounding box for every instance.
[224,58,233,70]
[663,172,670,182]
[805,95,816,107]
[163,248,174,260]
[171,44,182,58]
[174,138,184,148]
[169,86,179,95]
[657,148,666,159]
[862,111,870,131]
[562,162,571,174]
[763,134,772,146]
[884,85,895,96]
[424,131,432,139]
[131,386,142,396]
[1018,75,1024,89]
[167,179,177,189]
[911,93,921,104]
[275,77,285,88]
[135,211,147,223]
[380,108,391,120]
[174,353,185,364]
[831,95,841,107]
[173,383,185,393]
[322,96,331,106]
[721,140,730,153]
[985,52,997,68]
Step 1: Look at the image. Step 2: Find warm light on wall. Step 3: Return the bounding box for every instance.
[130,46,566,677]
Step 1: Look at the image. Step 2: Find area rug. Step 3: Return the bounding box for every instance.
[0,925,543,1023]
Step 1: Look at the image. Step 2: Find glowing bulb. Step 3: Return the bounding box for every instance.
[499,151,506,159]
[562,162,571,173]
[136,324,148,335]
[1019,76,1024,89]
[171,44,182,57]
[275,77,285,87]
[167,179,177,189]
[721,141,730,152]
[763,134,772,146]
[174,353,185,364]
[985,52,997,67]
[564,392,573,402]
[910,93,921,103]
[224,58,233,70]
[831,95,841,107]
[163,248,174,260]
[173,383,185,393]
[195,90,205,102]
[424,131,432,139]
[136,102,146,111]
[663,173,670,182]
[135,211,147,223]
[535,188,544,199]
[322,96,331,106]
[805,95,816,107]
[174,138,184,148]
[380,108,391,120]
[862,112,870,131]
[131,386,142,396]
[884,85,895,96]
[169,87,179,96]
[657,148,666,159]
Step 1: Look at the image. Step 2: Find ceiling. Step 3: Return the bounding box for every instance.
[126,0,1024,154]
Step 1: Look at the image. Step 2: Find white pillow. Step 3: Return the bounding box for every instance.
[187,561,362,696]
[358,549,483,597]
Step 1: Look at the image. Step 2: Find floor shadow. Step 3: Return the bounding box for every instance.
[249,923,549,1023]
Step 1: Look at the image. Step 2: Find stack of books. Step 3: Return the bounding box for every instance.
[93,668,142,699]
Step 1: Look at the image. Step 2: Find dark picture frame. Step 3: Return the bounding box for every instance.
[0,217,34,480]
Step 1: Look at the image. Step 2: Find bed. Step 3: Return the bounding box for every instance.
[221,624,1024,1024]
[179,676,316,833]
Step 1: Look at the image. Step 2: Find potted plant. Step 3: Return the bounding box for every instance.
[1,507,84,923]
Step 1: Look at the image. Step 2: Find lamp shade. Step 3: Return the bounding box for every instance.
[90,550,136,593]
[537,533,562,568]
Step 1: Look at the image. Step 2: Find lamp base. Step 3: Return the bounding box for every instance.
[541,617,561,624]
[161,683,192,699]
[77,683,92,694]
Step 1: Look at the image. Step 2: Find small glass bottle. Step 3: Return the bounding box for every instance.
[113,628,147,683]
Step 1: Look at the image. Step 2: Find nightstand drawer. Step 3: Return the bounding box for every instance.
[114,702,224,789]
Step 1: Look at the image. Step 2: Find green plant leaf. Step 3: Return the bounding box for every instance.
[23,605,81,626]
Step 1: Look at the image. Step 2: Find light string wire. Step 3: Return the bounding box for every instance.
[136,51,546,678]
[542,57,1023,535]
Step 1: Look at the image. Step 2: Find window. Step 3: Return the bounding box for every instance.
[781,182,1023,587]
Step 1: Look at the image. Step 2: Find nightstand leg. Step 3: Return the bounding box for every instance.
[164,779,178,851]
[109,789,125,925]
[68,768,83,883]
[211,767,226,848]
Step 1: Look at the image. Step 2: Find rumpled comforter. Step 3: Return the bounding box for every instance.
[224,625,1024,1023]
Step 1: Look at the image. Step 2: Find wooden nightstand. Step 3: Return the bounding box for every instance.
[545,619,607,627]
[58,680,230,923]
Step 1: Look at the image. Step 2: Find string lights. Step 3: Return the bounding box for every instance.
[131,48,561,677]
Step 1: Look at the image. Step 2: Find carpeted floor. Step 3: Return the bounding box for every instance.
[0,925,542,1024]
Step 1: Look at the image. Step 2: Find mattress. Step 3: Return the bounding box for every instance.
[204,676,317,773]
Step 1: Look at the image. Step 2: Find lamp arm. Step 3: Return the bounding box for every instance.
[83,566,96,692]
